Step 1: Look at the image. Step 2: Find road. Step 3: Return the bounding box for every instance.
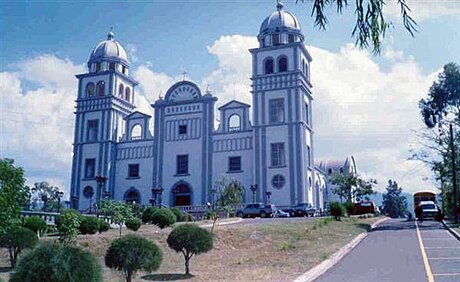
[314,219,460,282]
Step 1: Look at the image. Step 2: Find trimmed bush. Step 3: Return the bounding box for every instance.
[99,220,110,233]
[131,203,145,219]
[141,207,158,224]
[57,209,84,244]
[329,202,346,221]
[125,218,142,231]
[167,224,213,275]
[10,243,102,282]
[169,207,182,221]
[0,227,38,268]
[79,216,100,235]
[152,209,176,229]
[105,234,162,282]
[22,216,47,236]
[181,212,194,222]
[343,202,355,216]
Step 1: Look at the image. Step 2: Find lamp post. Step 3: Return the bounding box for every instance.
[210,188,217,209]
[55,191,64,213]
[95,175,108,204]
[151,187,164,208]
[250,184,258,203]
[266,191,272,204]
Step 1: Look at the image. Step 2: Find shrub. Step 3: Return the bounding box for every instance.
[167,224,213,275]
[343,202,355,216]
[142,207,158,223]
[205,210,217,220]
[57,209,84,244]
[181,212,194,222]
[169,207,182,221]
[99,220,110,233]
[152,209,176,229]
[329,202,346,221]
[125,218,142,231]
[22,216,47,236]
[105,234,162,282]
[10,243,102,282]
[0,227,38,268]
[131,203,145,219]
[79,216,100,235]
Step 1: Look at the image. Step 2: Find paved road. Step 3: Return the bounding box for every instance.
[314,219,460,282]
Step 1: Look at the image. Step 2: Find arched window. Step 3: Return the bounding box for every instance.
[109,62,115,71]
[272,34,280,45]
[278,56,288,72]
[228,114,241,131]
[95,63,101,72]
[302,59,306,74]
[264,58,274,74]
[97,81,105,96]
[125,188,141,204]
[86,82,95,97]
[118,84,124,97]
[125,87,131,102]
[131,124,142,140]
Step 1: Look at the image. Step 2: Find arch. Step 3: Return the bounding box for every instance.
[278,56,288,72]
[118,83,124,97]
[86,82,95,97]
[264,57,274,74]
[97,81,105,96]
[131,124,142,140]
[125,87,131,102]
[171,181,193,206]
[228,114,241,131]
[124,188,141,204]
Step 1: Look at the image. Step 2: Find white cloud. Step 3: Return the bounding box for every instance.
[384,0,460,21]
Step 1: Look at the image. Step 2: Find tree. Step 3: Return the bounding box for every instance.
[0,158,30,234]
[0,227,38,268]
[57,209,84,244]
[22,216,48,237]
[296,0,417,55]
[151,208,177,229]
[99,200,134,237]
[329,202,346,221]
[329,172,376,202]
[30,181,64,212]
[382,180,408,218]
[167,224,213,275]
[10,243,102,282]
[105,234,162,282]
[213,176,244,210]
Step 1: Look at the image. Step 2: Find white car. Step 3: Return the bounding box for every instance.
[419,201,439,219]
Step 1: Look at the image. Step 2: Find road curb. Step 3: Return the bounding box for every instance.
[441,220,460,241]
[293,217,389,282]
[199,218,243,228]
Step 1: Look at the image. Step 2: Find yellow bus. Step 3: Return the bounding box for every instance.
[413,191,436,208]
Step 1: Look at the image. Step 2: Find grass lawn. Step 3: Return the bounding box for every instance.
[0,216,381,282]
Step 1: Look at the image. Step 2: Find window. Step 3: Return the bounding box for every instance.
[302,59,305,74]
[176,155,189,175]
[83,186,94,199]
[125,87,131,102]
[109,62,115,71]
[271,143,285,167]
[122,66,126,74]
[97,81,105,96]
[264,58,274,74]
[86,82,95,97]
[118,84,124,97]
[269,98,284,123]
[86,119,99,141]
[84,158,95,178]
[278,57,287,72]
[228,156,242,172]
[131,124,142,140]
[272,34,280,45]
[288,34,295,43]
[272,174,286,189]
[179,125,187,135]
[305,103,309,124]
[95,63,101,72]
[307,145,311,166]
[228,115,241,131]
[128,164,139,178]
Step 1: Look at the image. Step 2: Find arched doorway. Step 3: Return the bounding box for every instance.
[124,188,141,204]
[172,183,192,206]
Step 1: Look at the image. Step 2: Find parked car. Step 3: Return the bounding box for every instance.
[236,203,277,218]
[293,203,317,217]
[354,201,378,215]
[275,209,290,218]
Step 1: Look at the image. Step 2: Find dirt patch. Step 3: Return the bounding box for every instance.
[0,217,381,282]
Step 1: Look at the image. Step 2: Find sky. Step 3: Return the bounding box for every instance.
[1,0,460,198]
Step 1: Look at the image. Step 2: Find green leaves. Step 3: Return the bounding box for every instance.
[57,209,83,245]
[330,172,376,202]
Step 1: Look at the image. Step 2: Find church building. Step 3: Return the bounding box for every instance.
[70,2,328,212]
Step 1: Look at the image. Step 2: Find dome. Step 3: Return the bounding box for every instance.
[258,2,304,47]
[88,32,128,67]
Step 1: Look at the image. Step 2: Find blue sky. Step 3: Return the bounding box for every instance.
[1,0,460,197]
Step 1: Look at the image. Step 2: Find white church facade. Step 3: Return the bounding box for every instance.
[70,3,333,212]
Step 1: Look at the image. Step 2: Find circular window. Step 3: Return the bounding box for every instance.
[272,174,285,189]
[83,186,94,199]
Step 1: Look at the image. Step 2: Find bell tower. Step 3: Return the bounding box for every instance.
[70,31,139,210]
[250,2,315,206]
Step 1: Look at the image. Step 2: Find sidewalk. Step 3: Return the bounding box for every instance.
[442,220,460,241]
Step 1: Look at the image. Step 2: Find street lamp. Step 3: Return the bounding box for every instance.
[55,191,64,213]
[250,184,258,203]
[210,188,217,209]
[266,191,272,204]
[95,175,108,204]
[151,187,164,208]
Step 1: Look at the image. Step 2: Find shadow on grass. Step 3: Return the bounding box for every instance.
[141,273,194,281]
[0,266,12,273]
[354,223,371,232]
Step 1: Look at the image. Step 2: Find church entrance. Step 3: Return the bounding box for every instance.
[172,183,192,206]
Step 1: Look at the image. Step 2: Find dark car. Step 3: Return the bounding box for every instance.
[236,203,277,218]
[293,203,316,217]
